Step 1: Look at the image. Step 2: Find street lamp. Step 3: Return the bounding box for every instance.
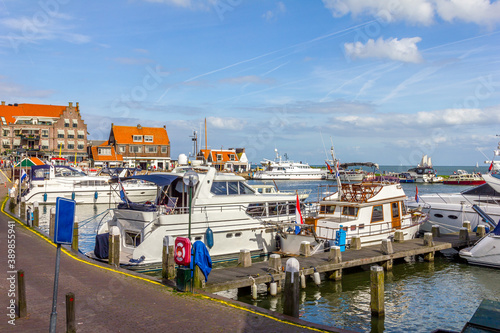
[182,170,199,240]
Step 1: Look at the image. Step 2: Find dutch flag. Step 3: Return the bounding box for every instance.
[20,169,27,183]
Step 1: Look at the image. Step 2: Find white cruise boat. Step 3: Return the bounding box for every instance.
[23,165,157,204]
[252,149,326,180]
[88,166,303,269]
[277,175,428,254]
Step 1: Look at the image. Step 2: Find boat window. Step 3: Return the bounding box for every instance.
[246,203,266,217]
[448,215,458,220]
[268,202,278,216]
[342,206,358,216]
[434,214,443,218]
[235,232,242,237]
[239,182,255,194]
[124,231,141,247]
[391,202,400,218]
[320,205,336,214]
[371,205,384,223]
[401,202,407,215]
[227,181,239,195]
[226,233,233,238]
[211,182,227,195]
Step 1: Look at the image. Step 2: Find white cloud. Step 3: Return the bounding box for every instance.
[344,37,423,63]
[207,116,244,130]
[322,0,500,27]
[322,0,435,25]
[435,0,500,28]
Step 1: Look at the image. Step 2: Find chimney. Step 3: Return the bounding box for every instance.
[137,124,142,130]
[69,102,73,107]
[76,102,79,110]
[163,125,166,129]
[1,101,5,105]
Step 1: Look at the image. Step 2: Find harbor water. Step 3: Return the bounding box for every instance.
[33,165,499,333]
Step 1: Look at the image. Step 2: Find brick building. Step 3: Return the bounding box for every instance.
[0,101,88,161]
[107,124,171,170]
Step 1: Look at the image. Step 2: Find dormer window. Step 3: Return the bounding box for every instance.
[217,154,223,161]
[133,135,143,142]
[230,155,235,161]
[144,135,153,142]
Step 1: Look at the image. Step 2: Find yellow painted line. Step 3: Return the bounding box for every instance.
[0,169,11,183]
[1,196,331,333]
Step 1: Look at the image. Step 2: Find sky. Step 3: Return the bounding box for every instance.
[1,0,500,166]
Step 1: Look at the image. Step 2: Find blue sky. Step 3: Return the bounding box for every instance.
[1,0,500,166]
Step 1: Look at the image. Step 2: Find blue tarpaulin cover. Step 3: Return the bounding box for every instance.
[190,241,212,282]
[94,233,109,259]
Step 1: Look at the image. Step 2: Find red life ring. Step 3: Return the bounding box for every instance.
[174,237,191,266]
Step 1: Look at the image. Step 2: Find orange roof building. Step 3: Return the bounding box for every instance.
[90,141,124,167]
[0,101,88,162]
[199,148,250,172]
[107,124,171,170]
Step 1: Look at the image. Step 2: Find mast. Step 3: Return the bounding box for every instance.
[205,118,207,151]
[330,138,342,199]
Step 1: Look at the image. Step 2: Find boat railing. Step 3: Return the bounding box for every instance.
[314,221,395,241]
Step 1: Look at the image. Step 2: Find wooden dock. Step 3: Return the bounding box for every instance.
[203,232,479,293]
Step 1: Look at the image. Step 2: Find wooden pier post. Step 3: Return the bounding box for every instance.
[327,246,342,280]
[351,235,361,250]
[238,249,251,267]
[459,227,470,242]
[381,239,393,271]
[423,232,434,262]
[17,270,27,318]
[268,254,282,273]
[476,225,486,237]
[283,258,300,318]
[432,225,440,238]
[33,202,39,228]
[299,241,311,256]
[370,265,385,317]
[162,237,176,280]
[66,292,76,333]
[463,221,471,232]
[49,207,56,239]
[394,230,404,243]
[71,221,79,252]
[108,226,120,266]
[193,265,204,289]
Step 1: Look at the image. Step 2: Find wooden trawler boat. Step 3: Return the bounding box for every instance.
[87,166,303,269]
[277,177,428,254]
[277,146,428,255]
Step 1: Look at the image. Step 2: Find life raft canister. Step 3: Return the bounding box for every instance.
[174,237,192,266]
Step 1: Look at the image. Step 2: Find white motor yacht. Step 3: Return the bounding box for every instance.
[23,165,157,204]
[407,155,443,183]
[88,166,303,269]
[278,176,428,254]
[252,149,326,180]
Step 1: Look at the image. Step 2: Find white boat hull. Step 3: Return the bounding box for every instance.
[24,185,157,204]
[460,234,500,268]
